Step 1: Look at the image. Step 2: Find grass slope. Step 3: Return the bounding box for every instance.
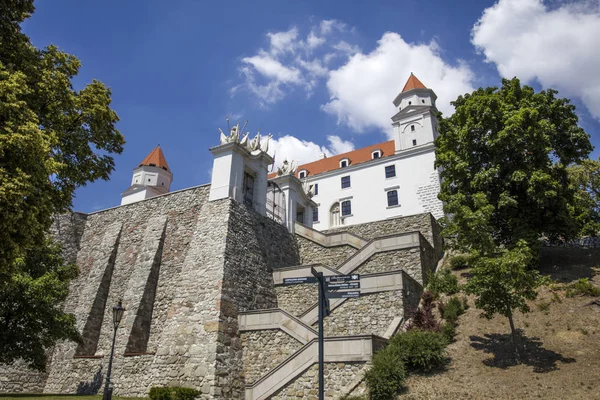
[400,248,600,400]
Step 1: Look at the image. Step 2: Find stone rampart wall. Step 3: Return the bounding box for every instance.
[324,213,442,257]
[270,363,369,399]
[295,235,356,269]
[276,283,319,317]
[241,330,303,385]
[320,290,404,337]
[214,200,299,398]
[1,185,300,398]
[354,248,420,278]
[0,211,89,393]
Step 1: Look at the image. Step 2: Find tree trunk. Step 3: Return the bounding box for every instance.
[506,306,521,364]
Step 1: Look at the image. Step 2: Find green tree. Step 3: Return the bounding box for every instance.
[435,78,592,362]
[0,0,124,370]
[436,78,592,251]
[464,241,541,362]
[568,157,600,236]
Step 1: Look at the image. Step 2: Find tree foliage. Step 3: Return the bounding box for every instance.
[0,0,124,369]
[568,157,600,236]
[464,241,542,361]
[435,78,592,362]
[436,78,593,251]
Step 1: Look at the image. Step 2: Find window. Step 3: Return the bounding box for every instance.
[372,150,381,159]
[341,200,352,216]
[387,190,399,206]
[243,171,255,207]
[412,139,417,146]
[385,165,396,178]
[340,158,349,168]
[298,170,307,179]
[296,210,304,224]
[341,175,351,189]
[422,99,425,104]
[411,125,415,132]
[314,183,319,195]
[313,208,319,222]
[408,101,412,105]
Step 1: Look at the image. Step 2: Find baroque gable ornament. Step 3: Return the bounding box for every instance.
[276,159,297,176]
[219,119,272,156]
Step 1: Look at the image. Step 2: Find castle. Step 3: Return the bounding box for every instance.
[0,74,444,399]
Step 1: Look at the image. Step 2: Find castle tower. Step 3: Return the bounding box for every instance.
[120,146,173,205]
[391,73,440,153]
[208,123,273,216]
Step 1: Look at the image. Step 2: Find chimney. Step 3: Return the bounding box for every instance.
[319,152,327,159]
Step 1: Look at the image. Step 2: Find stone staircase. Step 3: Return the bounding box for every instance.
[239,220,437,399]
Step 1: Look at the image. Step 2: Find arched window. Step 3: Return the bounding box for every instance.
[330,203,341,227]
[371,149,381,159]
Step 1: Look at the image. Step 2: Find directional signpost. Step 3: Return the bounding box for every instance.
[280,269,360,400]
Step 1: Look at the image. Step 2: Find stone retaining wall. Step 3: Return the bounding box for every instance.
[276,283,319,317]
[0,185,300,399]
[324,213,443,258]
[319,290,404,337]
[270,363,369,400]
[241,330,303,385]
[295,235,356,269]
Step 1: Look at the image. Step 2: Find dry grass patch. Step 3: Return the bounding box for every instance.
[399,248,600,400]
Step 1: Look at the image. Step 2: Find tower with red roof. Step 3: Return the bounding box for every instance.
[120,145,173,205]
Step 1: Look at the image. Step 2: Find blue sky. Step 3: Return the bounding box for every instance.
[22,0,600,212]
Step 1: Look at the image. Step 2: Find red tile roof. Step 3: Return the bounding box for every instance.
[268,140,395,179]
[402,73,427,93]
[139,146,170,172]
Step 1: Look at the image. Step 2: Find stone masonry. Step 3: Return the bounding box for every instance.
[0,182,442,399]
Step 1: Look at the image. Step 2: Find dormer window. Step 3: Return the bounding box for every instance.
[411,125,415,132]
[408,101,412,105]
[371,150,381,159]
[422,99,425,104]
[340,158,350,168]
[298,170,307,179]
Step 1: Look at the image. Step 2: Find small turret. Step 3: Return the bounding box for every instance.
[121,146,173,205]
[391,73,439,152]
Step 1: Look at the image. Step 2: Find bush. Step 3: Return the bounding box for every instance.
[149,387,173,400]
[149,387,200,400]
[449,254,472,270]
[427,269,459,297]
[364,346,406,400]
[173,387,201,400]
[566,278,600,297]
[440,322,457,342]
[441,296,465,324]
[408,291,439,331]
[390,329,447,372]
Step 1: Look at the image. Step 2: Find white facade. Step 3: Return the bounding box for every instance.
[269,174,317,233]
[306,145,442,230]
[208,136,273,217]
[299,78,444,231]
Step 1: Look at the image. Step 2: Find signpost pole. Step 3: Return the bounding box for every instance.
[318,276,324,400]
[311,267,325,400]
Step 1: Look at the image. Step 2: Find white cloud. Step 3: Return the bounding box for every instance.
[242,52,301,83]
[267,27,299,54]
[268,134,355,167]
[234,19,354,106]
[471,0,600,119]
[322,32,474,135]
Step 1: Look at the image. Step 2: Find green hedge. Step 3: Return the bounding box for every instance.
[426,269,459,298]
[364,346,406,400]
[390,329,447,372]
[149,386,200,400]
